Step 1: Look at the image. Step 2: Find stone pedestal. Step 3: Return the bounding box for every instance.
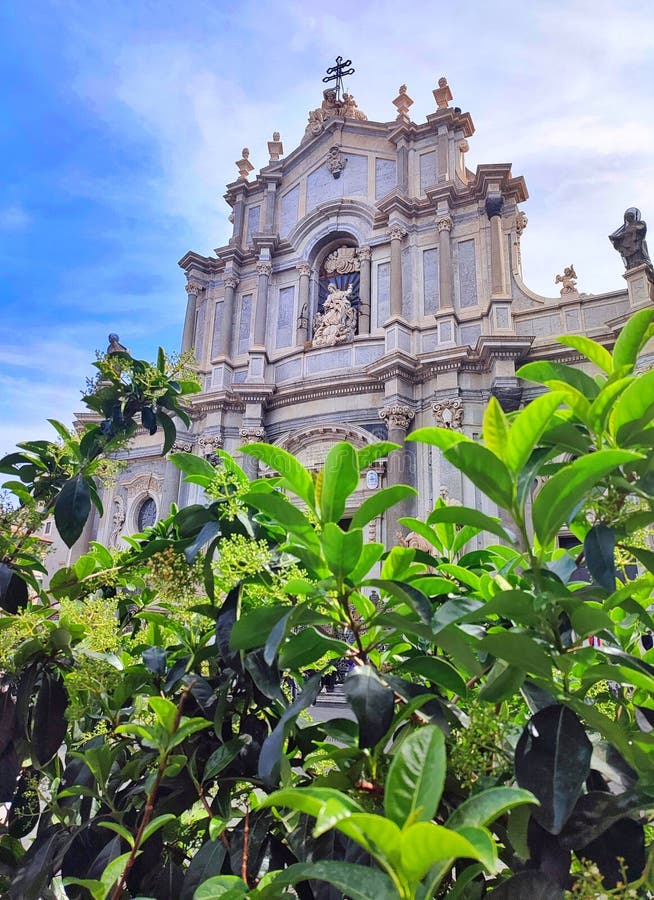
[624,264,654,308]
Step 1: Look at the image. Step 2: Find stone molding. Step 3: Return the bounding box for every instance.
[171,440,194,453]
[436,216,453,233]
[432,398,463,430]
[186,280,205,295]
[379,404,415,431]
[198,433,224,452]
[297,262,312,277]
[223,273,240,290]
[358,245,372,262]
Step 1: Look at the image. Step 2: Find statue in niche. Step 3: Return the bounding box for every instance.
[323,246,360,275]
[312,283,356,347]
[555,264,578,294]
[609,208,653,272]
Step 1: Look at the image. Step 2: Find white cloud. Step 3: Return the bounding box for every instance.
[0,204,31,231]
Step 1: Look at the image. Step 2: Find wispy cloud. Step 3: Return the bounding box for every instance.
[0,204,31,231]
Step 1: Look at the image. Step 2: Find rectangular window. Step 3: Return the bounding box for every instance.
[376,262,391,326]
[238,294,253,355]
[423,248,439,314]
[276,286,295,349]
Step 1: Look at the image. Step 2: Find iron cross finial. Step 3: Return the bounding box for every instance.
[322,56,355,101]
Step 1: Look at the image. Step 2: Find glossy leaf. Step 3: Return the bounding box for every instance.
[321,522,364,581]
[258,861,397,900]
[505,392,566,475]
[556,334,613,373]
[532,450,640,546]
[583,524,615,592]
[516,360,599,399]
[612,306,654,371]
[357,442,400,470]
[612,369,654,442]
[395,655,467,695]
[344,665,395,749]
[407,427,471,451]
[32,672,68,766]
[482,396,509,459]
[180,840,227,900]
[320,441,359,523]
[258,673,322,786]
[444,442,514,509]
[479,631,552,678]
[384,725,445,826]
[425,506,514,543]
[399,822,485,881]
[242,443,315,508]
[54,474,92,548]
[447,786,537,830]
[350,485,417,531]
[515,705,591,834]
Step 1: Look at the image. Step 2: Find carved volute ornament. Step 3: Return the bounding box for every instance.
[170,440,194,454]
[358,246,372,263]
[436,216,453,233]
[239,426,266,444]
[432,398,463,430]
[379,404,415,432]
[223,273,240,290]
[297,262,312,278]
[312,284,356,347]
[388,224,408,242]
[555,265,578,295]
[326,145,347,179]
[185,280,205,296]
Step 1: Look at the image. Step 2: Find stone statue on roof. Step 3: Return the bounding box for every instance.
[609,208,652,272]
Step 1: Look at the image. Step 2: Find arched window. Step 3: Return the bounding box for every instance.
[137,497,157,531]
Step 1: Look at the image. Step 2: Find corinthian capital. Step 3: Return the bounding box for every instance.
[436,215,453,233]
[256,261,273,277]
[387,224,408,241]
[358,245,372,262]
[223,273,240,290]
[185,279,205,295]
[297,262,312,277]
[379,404,415,431]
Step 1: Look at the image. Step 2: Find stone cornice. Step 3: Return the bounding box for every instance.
[475,334,534,363]
[366,349,420,380]
[231,383,276,405]
[178,251,224,275]
[266,373,384,410]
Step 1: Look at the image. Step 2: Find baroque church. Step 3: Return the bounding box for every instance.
[58,67,653,566]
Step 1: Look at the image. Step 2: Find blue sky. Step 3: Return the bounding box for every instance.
[1,0,653,452]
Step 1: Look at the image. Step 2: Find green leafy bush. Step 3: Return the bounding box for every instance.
[1,316,654,898]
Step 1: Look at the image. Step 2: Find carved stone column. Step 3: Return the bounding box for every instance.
[296,262,312,344]
[436,216,453,309]
[161,439,193,512]
[253,260,272,347]
[182,280,204,353]
[379,404,415,544]
[388,225,407,318]
[239,426,266,480]
[486,194,508,296]
[358,246,372,334]
[221,273,239,357]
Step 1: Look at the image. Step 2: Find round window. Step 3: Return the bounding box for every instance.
[137,497,157,531]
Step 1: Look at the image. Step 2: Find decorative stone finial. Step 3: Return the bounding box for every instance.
[609,208,653,272]
[555,265,578,295]
[393,84,414,122]
[267,132,283,161]
[107,333,128,354]
[236,148,254,180]
[433,76,453,109]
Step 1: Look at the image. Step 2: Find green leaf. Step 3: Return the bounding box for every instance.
[447,786,537,830]
[344,665,395,749]
[170,452,216,482]
[229,605,291,651]
[399,822,485,881]
[482,396,509,459]
[320,812,402,866]
[169,717,212,748]
[479,632,552,678]
[385,725,446,826]
[588,376,633,434]
[556,335,613,373]
[257,861,397,900]
[141,813,177,844]
[425,506,514,543]
[193,875,249,899]
[366,578,433,623]
[395,656,467,696]
[278,627,348,670]
[515,704,592,835]
[100,850,140,896]
[350,485,417,530]
[320,442,359,523]
[54,474,92,548]
[584,525,615,592]
[444,442,513,510]
[203,736,251,782]
[321,522,364,581]
[149,697,178,734]
[612,369,654,443]
[96,821,135,848]
[478,660,526,702]
[407,427,471,451]
[357,442,400,470]
[532,450,640,546]
[243,490,318,547]
[612,307,654,371]
[517,360,600,399]
[505,392,566,475]
[242,443,315,508]
[158,410,177,455]
[258,673,322,786]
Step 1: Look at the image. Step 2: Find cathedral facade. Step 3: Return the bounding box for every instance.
[70,73,653,559]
